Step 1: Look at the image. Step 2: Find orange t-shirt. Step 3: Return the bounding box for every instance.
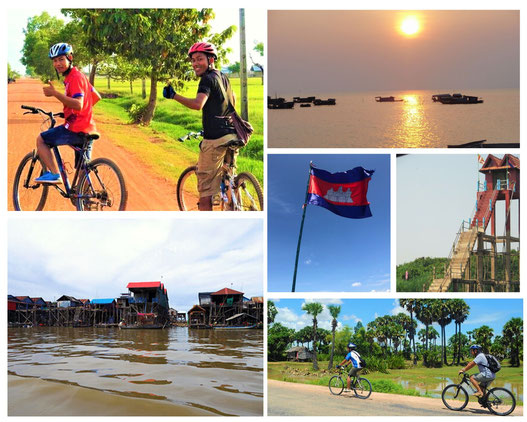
[63,67,96,133]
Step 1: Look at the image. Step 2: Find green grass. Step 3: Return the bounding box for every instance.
[268,360,523,403]
[92,76,263,185]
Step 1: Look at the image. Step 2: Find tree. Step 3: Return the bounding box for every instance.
[502,317,523,367]
[415,299,435,353]
[399,299,418,363]
[8,64,20,80]
[302,302,323,370]
[268,323,294,361]
[63,9,235,125]
[267,300,277,326]
[227,61,240,76]
[250,41,264,84]
[432,299,453,365]
[472,325,494,353]
[327,305,341,369]
[449,299,470,365]
[21,12,66,81]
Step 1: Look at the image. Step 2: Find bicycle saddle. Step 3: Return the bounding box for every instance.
[224,139,245,148]
[81,132,100,141]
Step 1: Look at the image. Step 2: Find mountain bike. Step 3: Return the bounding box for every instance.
[442,373,516,416]
[13,105,127,211]
[176,131,263,211]
[329,366,372,399]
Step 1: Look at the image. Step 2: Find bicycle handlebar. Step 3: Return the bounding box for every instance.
[21,105,64,119]
[178,131,204,142]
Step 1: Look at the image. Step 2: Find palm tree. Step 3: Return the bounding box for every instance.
[449,299,470,365]
[400,299,418,364]
[415,299,435,352]
[472,325,494,353]
[432,299,453,365]
[302,302,323,370]
[327,305,341,369]
[502,317,523,367]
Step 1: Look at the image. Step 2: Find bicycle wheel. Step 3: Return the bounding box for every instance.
[328,375,345,395]
[76,158,127,211]
[233,172,264,211]
[12,151,49,211]
[442,384,469,411]
[354,377,372,399]
[177,166,200,211]
[486,387,516,416]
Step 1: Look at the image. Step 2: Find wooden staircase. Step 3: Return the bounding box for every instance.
[472,190,499,230]
[428,227,479,292]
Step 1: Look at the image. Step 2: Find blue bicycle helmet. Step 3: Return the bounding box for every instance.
[49,43,73,59]
[348,343,357,350]
[470,344,482,351]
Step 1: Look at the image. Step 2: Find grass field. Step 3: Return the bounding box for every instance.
[268,360,523,403]
[92,76,263,185]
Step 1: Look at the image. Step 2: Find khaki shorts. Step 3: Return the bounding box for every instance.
[197,133,238,198]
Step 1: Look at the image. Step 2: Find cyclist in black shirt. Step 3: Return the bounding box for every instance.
[164,42,237,211]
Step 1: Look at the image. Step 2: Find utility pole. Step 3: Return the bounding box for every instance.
[239,9,249,120]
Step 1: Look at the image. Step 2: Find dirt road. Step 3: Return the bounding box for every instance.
[268,380,523,416]
[8,79,180,211]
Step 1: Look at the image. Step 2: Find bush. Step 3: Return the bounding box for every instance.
[362,355,388,373]
[423,349,442,368]
[386,354,407,369]
[127,102,149,124]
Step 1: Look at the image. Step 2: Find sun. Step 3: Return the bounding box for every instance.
[401,16,420,36]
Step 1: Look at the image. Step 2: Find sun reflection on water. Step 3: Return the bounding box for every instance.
[388,94,439,147]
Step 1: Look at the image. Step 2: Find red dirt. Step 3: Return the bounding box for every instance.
[8,78,181,211]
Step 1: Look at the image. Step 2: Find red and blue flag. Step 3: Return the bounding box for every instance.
[307,166,374,218]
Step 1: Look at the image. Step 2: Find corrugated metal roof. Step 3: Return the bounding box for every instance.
[127,281,161,289]
[211,288,244,296]
[91,298,116,305]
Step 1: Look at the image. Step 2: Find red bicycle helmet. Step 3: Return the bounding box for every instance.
[188,42,217,59]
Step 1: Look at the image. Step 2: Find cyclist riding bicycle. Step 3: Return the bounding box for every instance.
[458,344,495,398]
[337,342,363,392]
[163,41,238,211]
[35,42,101,184]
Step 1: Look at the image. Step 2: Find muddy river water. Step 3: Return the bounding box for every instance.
[8,326,263,416]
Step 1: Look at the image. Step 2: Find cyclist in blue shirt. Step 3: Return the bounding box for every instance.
[459,344,496,397]
[337,343,362,392]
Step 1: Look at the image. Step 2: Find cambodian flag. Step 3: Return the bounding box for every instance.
[307,166,374,218]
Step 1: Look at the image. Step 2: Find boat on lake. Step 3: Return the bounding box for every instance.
[268,96,294,109]
[313,98,336,105]
[293,96,315,103]
[375,96,404,102]
[432,93,483,104]
[213,324,258,330]
[300,104,311,108]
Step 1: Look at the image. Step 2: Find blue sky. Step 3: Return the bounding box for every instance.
[8,217,263,312]
[267,154,390,292]
[7,8,266,75]
[272,298,523,341]
[397,154,520,264]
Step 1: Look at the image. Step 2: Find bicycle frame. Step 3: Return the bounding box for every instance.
[50,142,92,199]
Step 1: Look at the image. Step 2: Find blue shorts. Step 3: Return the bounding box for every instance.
[40,125,92,165]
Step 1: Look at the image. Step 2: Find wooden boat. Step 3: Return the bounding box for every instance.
[213,324,258,330]
[313,98,336,105]
[300,104,311,108]
[293,96,315,103]
[119,322,164,329]
[375,96,403,102]
[268,96,295,109]
[448,140,519,149]
[433,93,483,104]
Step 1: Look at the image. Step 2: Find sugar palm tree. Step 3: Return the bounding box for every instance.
[400,299,418,363]
[503,317,523,367]
[327,305,341,369]
[432,299,453,365]
[302,302,323,371]
[449,299,470,365]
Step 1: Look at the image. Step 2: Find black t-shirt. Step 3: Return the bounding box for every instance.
[197,70,236,139]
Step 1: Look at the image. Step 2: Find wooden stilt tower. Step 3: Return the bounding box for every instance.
[429,154,519,292]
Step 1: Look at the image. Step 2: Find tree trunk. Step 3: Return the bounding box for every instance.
[107,75,110,90]
[89,60,98,86]
[312,320,319,371]
[328,328,336,370]
[141,72,158,125]
[142,78,147,99]
[130,80,133,94]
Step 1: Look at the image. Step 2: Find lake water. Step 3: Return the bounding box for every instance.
[268,89,519,148]
[8,327,263,416]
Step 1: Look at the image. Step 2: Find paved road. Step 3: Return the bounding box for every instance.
[268,380,523,416]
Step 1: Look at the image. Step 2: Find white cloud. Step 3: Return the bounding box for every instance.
[352,282,362,287]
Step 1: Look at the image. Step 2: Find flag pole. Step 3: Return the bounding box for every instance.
[292,162,313,292]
